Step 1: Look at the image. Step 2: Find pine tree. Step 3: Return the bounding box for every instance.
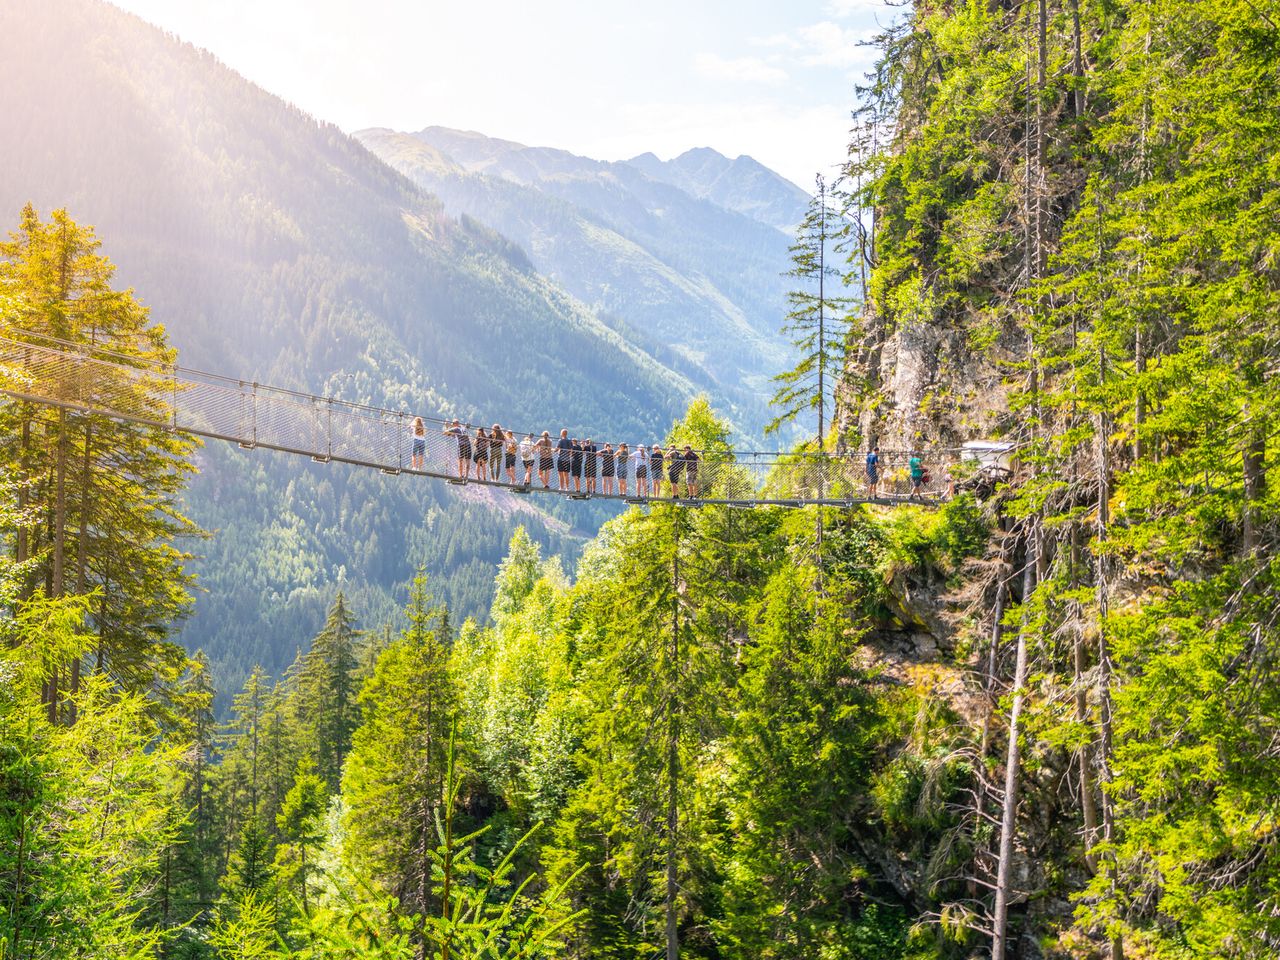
[295,593,361,790]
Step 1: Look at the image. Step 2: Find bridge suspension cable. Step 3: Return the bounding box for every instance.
[0,332,968,509]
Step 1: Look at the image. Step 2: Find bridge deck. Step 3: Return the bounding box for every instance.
[0,333,963,509]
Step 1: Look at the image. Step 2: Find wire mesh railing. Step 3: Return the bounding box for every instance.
[0,332,970,507]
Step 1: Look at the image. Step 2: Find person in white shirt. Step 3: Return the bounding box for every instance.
[519,434,535,486]
[633,444,649,498]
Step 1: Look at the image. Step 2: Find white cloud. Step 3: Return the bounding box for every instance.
[795,21,873,69]
[824,0,891,18]
[693,52,788,84]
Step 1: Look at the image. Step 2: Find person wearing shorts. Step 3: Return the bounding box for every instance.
[473,427,489,476]
[682,445,699,499]
[616,442,629,496]
[503,431,517,484]
[446,419,470,479]
[634,444,648,498]
[584,439,598,494]
[555,429,573,489]
[537,431,553,487]
[601,443,616,495]
[411,416,426,470]
[909,453,925,501]
[520,434,535,486]
[650,444,664,498]
[571,439,584,493]
[865,446,880,497]
[668,447,684,496]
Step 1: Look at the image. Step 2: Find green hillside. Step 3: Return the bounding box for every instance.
[0,0,696,700]
[357,126,798,440]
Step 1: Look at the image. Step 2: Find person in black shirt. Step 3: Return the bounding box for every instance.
[473,427,489,476]
[616,442,630,496]
[555,429,573,489]
[537,431,553,487]
[650,444,664,498]
[445,419,470,479]
[571,438,584,493]
[584,439,598,494]
[601,443,616,495]
[682,445,700,499]
[668,446,684,496]
[490,424,505,480]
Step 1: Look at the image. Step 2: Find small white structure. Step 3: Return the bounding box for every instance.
[962,441,1015,470]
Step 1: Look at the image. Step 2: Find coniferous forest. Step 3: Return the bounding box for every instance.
[3,0,1280,958]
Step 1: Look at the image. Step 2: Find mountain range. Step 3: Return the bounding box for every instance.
[0,0,805,702]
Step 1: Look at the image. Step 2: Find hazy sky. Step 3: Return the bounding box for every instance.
[110,0,901,189]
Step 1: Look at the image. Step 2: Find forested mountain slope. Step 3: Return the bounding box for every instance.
[356,126,798,439]
[0,0,695,700]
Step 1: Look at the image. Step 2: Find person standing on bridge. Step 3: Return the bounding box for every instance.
[584,439,598,495]
[616,442,630,496]
[601,443,616,495]
[682,445,700,499]
[650,444,664,498]
[909,451,925,501]
[571,438,584,493]
[446,419,471,479]
[474,427,490,477]
[502,429,518,484]
[865,445,880,498]
[668,445,684,497]
[411,416,427,470]
[490,425,505,480]
[520,433,535,486]
[634,444,648,497]
[537,431,553,487]
[556,429,573,489]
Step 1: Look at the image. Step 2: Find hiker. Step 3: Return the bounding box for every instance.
[616,442,630,496]
[571,438,584,493]
[537,431,553,487]
[683,445,699,499]
[473,427,490,477]
[502,429,518,484]
[584,439,598,494]
[909,451,925,501]
[411,416,426,470]
[865,445,880,498]
[650,444,664,498]
[633,444,648,498]
[556,429,573,489]
[668,445,684,497]
[601,443,616,495]
[520,434,535,486]
[490,424,505,480]
[445,419,470,479]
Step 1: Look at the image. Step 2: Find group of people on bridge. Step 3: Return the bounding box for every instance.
[418,420,704,499]
[399,415,936,504]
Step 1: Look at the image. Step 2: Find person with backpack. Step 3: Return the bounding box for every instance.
[445,419,471,479]
[909,451,926,501]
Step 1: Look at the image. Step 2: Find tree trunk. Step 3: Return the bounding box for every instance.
[991,535,1037,960]
[1243,420,1266,554]
[666,515,682,960]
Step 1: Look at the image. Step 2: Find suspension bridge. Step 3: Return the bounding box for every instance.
[0,332,979,509]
